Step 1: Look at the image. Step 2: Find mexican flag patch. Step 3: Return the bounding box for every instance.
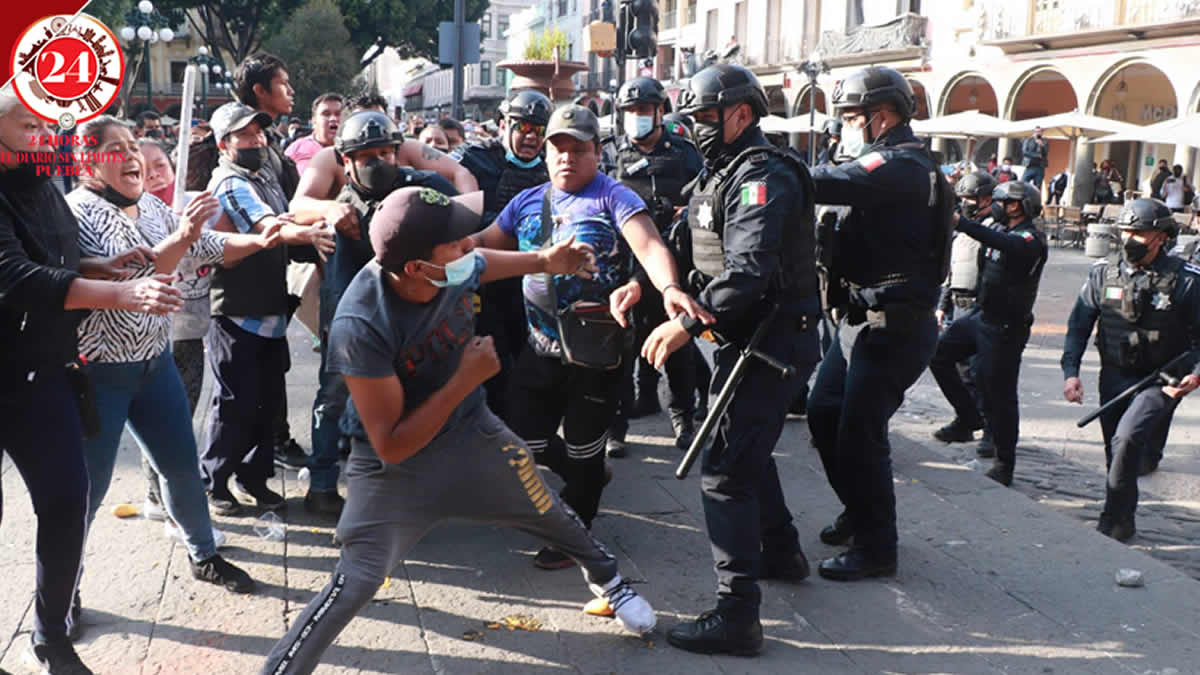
[740,181,767,206]
[1105,286,1124,301]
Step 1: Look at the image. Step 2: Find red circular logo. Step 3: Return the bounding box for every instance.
[10,14,125,129]
[35,37,99,101]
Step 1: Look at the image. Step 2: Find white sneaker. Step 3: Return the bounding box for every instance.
[144,498,167,522]
[587,573,656,635]
[164,521,228,549]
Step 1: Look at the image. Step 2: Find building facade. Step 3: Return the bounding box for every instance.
[650,0,1200,205]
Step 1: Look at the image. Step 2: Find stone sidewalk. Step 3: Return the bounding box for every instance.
[3,246,1200,674]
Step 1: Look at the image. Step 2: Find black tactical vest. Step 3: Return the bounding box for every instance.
[207,161,290,319]
[482,143,548,222]
[1096,255,1189,374]
[977,220,1046,325]
[615,134,692,229]
[686,145,817,299]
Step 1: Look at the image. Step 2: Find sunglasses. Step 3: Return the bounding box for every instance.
[514,120,546,136]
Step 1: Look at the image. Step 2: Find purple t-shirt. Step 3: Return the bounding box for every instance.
[496,173,646,355]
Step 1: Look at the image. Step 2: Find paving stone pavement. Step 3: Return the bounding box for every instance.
[2,246,1199,674]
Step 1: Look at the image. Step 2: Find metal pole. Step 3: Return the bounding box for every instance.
[200,69,207,118]
[614,1,628,139]
[452,0,465,121]
[808,70,817,165]
[144,40,152,111]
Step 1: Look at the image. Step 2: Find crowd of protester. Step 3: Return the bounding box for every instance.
[7,46,1200,674]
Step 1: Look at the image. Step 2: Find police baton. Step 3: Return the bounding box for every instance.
[1075,350,1194,428]
[676,306,795,480]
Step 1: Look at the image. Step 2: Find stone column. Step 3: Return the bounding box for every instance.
[1071,136,1095,207]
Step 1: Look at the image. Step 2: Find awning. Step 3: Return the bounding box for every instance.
[1086,115,1200,149]
[911,110,1009,139]
[1005,111,1142,140]
[760,113,830,135]
[402,82,423,97]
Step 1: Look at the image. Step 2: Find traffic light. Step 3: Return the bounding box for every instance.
[626,0,658,59]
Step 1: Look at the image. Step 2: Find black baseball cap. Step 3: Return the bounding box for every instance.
[546,105,601,143]
[210,102,273,142]
[370,187,484,269]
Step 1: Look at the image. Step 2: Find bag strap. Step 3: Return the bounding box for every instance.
[540,186,558,312]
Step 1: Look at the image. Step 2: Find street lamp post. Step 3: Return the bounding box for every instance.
[189,46,225,118]
[120,0,175,113]
[800,51,828,166]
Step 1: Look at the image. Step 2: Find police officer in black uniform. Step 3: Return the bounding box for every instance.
[1061,198,1200,542]
[930,180,1048,486]
[817,118,843,165]
[933,170,999,457]
[637,63,821,657]
[604,76,705,455]
[458,90,552,421]
[311,110,460,500]
[805,66,953,581]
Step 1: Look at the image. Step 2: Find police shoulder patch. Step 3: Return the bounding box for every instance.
[739,181,768,206]
[1020,231,1035,241]
[858,152,887,172]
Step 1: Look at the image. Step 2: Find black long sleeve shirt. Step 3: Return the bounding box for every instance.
[0,178,85,377]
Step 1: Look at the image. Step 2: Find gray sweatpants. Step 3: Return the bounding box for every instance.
[261,406,620,675]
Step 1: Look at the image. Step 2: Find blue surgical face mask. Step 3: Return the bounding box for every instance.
[423,250,479,288]
[505,148,542,169]
[624,113,655,140]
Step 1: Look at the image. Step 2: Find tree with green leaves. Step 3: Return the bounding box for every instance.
[151,0,487,68]
[263,0,357,118]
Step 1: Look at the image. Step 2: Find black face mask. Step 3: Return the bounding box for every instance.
[234,147,268,173]
[0,139,55,192]
[989,201,1007,224]
[1123,238,1152,263]
[145,129,164,139]
[694,112,725,164]
[354,157,399,200]
[89,184,141,208]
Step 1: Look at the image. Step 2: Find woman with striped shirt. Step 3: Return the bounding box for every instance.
[67,116,280,613]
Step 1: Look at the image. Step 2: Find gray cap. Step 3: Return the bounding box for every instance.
[546,105,600,143]
[210,102,273,142]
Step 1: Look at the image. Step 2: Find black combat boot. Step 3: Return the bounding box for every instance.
[667,609,763,656]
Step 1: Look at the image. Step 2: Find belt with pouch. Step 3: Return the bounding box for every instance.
[845,303,933,333]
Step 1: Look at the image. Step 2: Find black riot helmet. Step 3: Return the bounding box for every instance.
[676,63,769,117]
[993,180,1042,219]
[334,111,403,158]
[1116,198,1177,234]
[616,77,668,109]
[955,170,998,200]
[823,118,843,138]
[831,66,916,121]
[498,90,553,126]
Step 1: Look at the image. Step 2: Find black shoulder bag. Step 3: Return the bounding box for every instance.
[539,189,630,370]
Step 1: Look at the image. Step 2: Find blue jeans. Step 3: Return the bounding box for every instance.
[309,282,345,492]
[84,348,217,561]
[1023,166,1045,189]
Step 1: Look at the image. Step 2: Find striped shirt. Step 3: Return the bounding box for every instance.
[211,171,289,339]
[68,188,228,363]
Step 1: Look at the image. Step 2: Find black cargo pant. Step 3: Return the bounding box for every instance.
[507,346,622,528]
[808,316,938,560]
[929,309,1031,468]
[702,317,819,618]
[0,368,89,644]
[201,316,287,493]
[1096,368,1180,522]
